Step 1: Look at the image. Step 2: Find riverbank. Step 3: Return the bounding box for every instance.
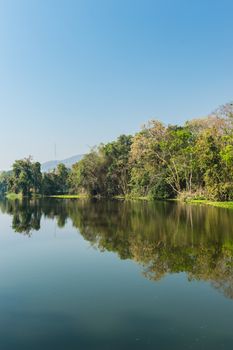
[48,194,88,199]
[4,192,233,210]
[49,194,152,200]
[114,195,151,201]
[188,200,233,209]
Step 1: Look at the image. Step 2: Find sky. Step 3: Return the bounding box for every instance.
[0,0,233,169]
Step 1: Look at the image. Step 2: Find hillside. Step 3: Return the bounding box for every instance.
[41,154,83,172]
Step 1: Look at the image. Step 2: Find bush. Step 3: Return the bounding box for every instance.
[217,183,233,201]
[177,190,207,202]
[150,180,175,200]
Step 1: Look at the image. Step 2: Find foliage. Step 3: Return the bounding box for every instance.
[69,135,132,196]
[42,163,70,195]
[0,171,10,196]
[3,101,233,201]
[6,158,70,197]
[7,157,42,196]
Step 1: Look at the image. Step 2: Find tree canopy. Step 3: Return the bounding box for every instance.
[2,101,233,201]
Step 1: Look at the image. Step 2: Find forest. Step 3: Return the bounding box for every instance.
[1,102,233,201]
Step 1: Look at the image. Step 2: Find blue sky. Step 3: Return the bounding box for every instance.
[0,0,233,169]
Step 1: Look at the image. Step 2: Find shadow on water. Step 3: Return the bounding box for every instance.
[1,198,233,299]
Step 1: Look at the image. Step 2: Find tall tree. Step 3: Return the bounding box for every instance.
[10,157,42,197]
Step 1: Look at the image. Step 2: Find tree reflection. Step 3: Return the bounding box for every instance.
[0,199,42,235]
[1,198,233,298]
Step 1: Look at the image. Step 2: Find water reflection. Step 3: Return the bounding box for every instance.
[1,198,233,299]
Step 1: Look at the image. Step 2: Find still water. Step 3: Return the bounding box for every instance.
[0,198,233,349]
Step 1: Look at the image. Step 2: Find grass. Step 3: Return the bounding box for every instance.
[48,194,152,201]
[6,192,23,200]
[114,194,151,201]
[188,199,233,209]
[49,194,152,200]
[47,194,89,199]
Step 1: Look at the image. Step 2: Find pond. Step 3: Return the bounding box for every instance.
[0,198,233,349]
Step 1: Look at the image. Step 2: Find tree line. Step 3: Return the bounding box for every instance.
[0,158,69,197]
[1,102,233,201]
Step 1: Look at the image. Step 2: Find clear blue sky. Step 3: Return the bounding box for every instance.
[0,0,233,169]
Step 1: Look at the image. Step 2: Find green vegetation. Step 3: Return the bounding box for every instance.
[1,101,233,204]
[68,101,233,202]
[0,171,10,197]
[49,194,88,199]
[1,159,70,198]
[189,200,233,209]
[6,192,23,200]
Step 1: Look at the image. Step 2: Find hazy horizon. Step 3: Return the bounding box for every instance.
[1,0,233,169]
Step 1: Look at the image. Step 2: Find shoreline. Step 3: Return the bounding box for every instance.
[187,199,233,210]
[48,195,233,210]
[3,193,233,210]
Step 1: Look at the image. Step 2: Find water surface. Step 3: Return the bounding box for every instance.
[0,198,233,349]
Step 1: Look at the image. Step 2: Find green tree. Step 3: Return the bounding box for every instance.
[10,157,42,197]
[55,163,69,194]
[102,135,132,195]
[0,172,10,196]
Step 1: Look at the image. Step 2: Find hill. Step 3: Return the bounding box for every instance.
[41,154,83,172]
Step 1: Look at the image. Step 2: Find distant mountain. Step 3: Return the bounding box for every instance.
[41,154,84,172]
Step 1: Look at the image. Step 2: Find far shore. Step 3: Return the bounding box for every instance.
[4,192,233,210]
